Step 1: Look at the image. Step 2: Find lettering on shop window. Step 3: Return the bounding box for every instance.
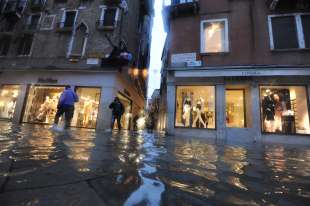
[37,78,58,84]
[241,71,262,76]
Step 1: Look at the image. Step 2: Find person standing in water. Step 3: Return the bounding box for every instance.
[53,85,79,129]
[109,97,124,130]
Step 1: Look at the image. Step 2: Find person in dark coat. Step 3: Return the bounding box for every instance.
[53,85,79,129]
[109,97,125,130]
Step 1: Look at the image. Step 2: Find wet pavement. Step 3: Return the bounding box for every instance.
[0,121,310,206]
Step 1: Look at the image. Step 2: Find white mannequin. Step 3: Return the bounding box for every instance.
[192,97,206,128]
[182,95,191,127]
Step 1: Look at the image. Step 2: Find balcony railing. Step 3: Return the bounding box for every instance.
[165,0,199,18]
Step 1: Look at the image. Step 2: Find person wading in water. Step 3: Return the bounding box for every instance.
[109,97,124,131]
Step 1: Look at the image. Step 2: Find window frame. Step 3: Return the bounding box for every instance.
[60,9,78,29]
[99,5,120,28]
[268,13,310,50]
[0,34,12,57]
[26,13,42,31]
[16,34,34,57]
[174,85,217,130]
[259,84,310,136]
[200,18,229,54]
[40,14,56,31]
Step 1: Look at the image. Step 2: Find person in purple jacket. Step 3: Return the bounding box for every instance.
[53,85,79,129]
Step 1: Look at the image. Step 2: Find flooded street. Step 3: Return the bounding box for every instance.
[0,122,310,206]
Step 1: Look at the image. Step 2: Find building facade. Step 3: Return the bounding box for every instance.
[0,0,154,130]
[162,0,310,143]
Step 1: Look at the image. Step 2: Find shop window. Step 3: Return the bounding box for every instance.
[23,86,64,124]
[268,14,310,50]
[17,34,34,56]
[98,6,119,29]
[201,19,229,53]
[260,86,310,135]
[71,87,101,129]
[226,89,246,128]
[0,85,20,120]
[175,86,216,129]
[0,35,12,56]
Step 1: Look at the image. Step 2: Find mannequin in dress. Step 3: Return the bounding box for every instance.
[182,94,192,127]
[82,96,93,125]
[262,89,276,132]
[192,97,207,128]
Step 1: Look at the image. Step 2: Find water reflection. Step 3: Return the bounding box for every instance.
[0,122,310,206]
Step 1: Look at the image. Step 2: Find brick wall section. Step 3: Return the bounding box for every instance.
[166,0,310,67]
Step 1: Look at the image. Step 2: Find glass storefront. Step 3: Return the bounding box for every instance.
[0,85,21,120]
[72,87,101,129]
[260,86,310,135]
[175,86,216,129]
[226,89,246,128]
[23,86,64,124]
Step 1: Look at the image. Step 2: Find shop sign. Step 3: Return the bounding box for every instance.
[87,58,100,65]
[171,53,196,63]
[37,78,58,84]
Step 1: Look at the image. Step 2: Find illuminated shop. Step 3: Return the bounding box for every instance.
[226,89,246,128]
[260,86,310,135]
[175,86,216,129]
[0,85,20,120]
[22,85,102,129]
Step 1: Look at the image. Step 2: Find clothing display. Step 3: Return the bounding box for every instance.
[0,85,20,119]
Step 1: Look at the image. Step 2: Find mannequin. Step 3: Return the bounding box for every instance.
[123,106,132,130]
[273,93,284,132]
[192,97,206,128]
[182,95,192,127]
[37,96,51,122]
[262,89,275,132]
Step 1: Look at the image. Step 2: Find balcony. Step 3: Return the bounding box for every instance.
[165,0,199,19]
[29,0,46,11]
[55,22,73,33]
[2,0,27,20]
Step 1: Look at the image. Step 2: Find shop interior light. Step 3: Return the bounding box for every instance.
[142,69,148,79]
[133,68,139,77]
[1,90,9,96]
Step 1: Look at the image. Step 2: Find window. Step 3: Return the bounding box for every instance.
[175,86,216,129]
[301,15,310,48]
[0,85,20,120]
[40,15,56,30]
[59,10,77,28]
[69,23,88,57]
[17,34,34,56]
[226,89,246,128]
[0,35,12,56]
[26,14,41,30]
[201,19,229,53]
[268,13,310,50]
[99,6,119,29]
[260,86,310,135]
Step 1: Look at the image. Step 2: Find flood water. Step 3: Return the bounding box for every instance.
[0,121,310,206]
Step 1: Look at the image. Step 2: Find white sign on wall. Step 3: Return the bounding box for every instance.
[87,58,100,65]
[171,53,196,63]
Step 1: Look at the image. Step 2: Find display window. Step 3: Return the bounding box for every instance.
[260,86,310,135]
[0,85,21,120]
[72,87,101,129]
[226,89,246,128]
[114,93,132,130]
[175,86,216,129]
[23,86,64,124]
